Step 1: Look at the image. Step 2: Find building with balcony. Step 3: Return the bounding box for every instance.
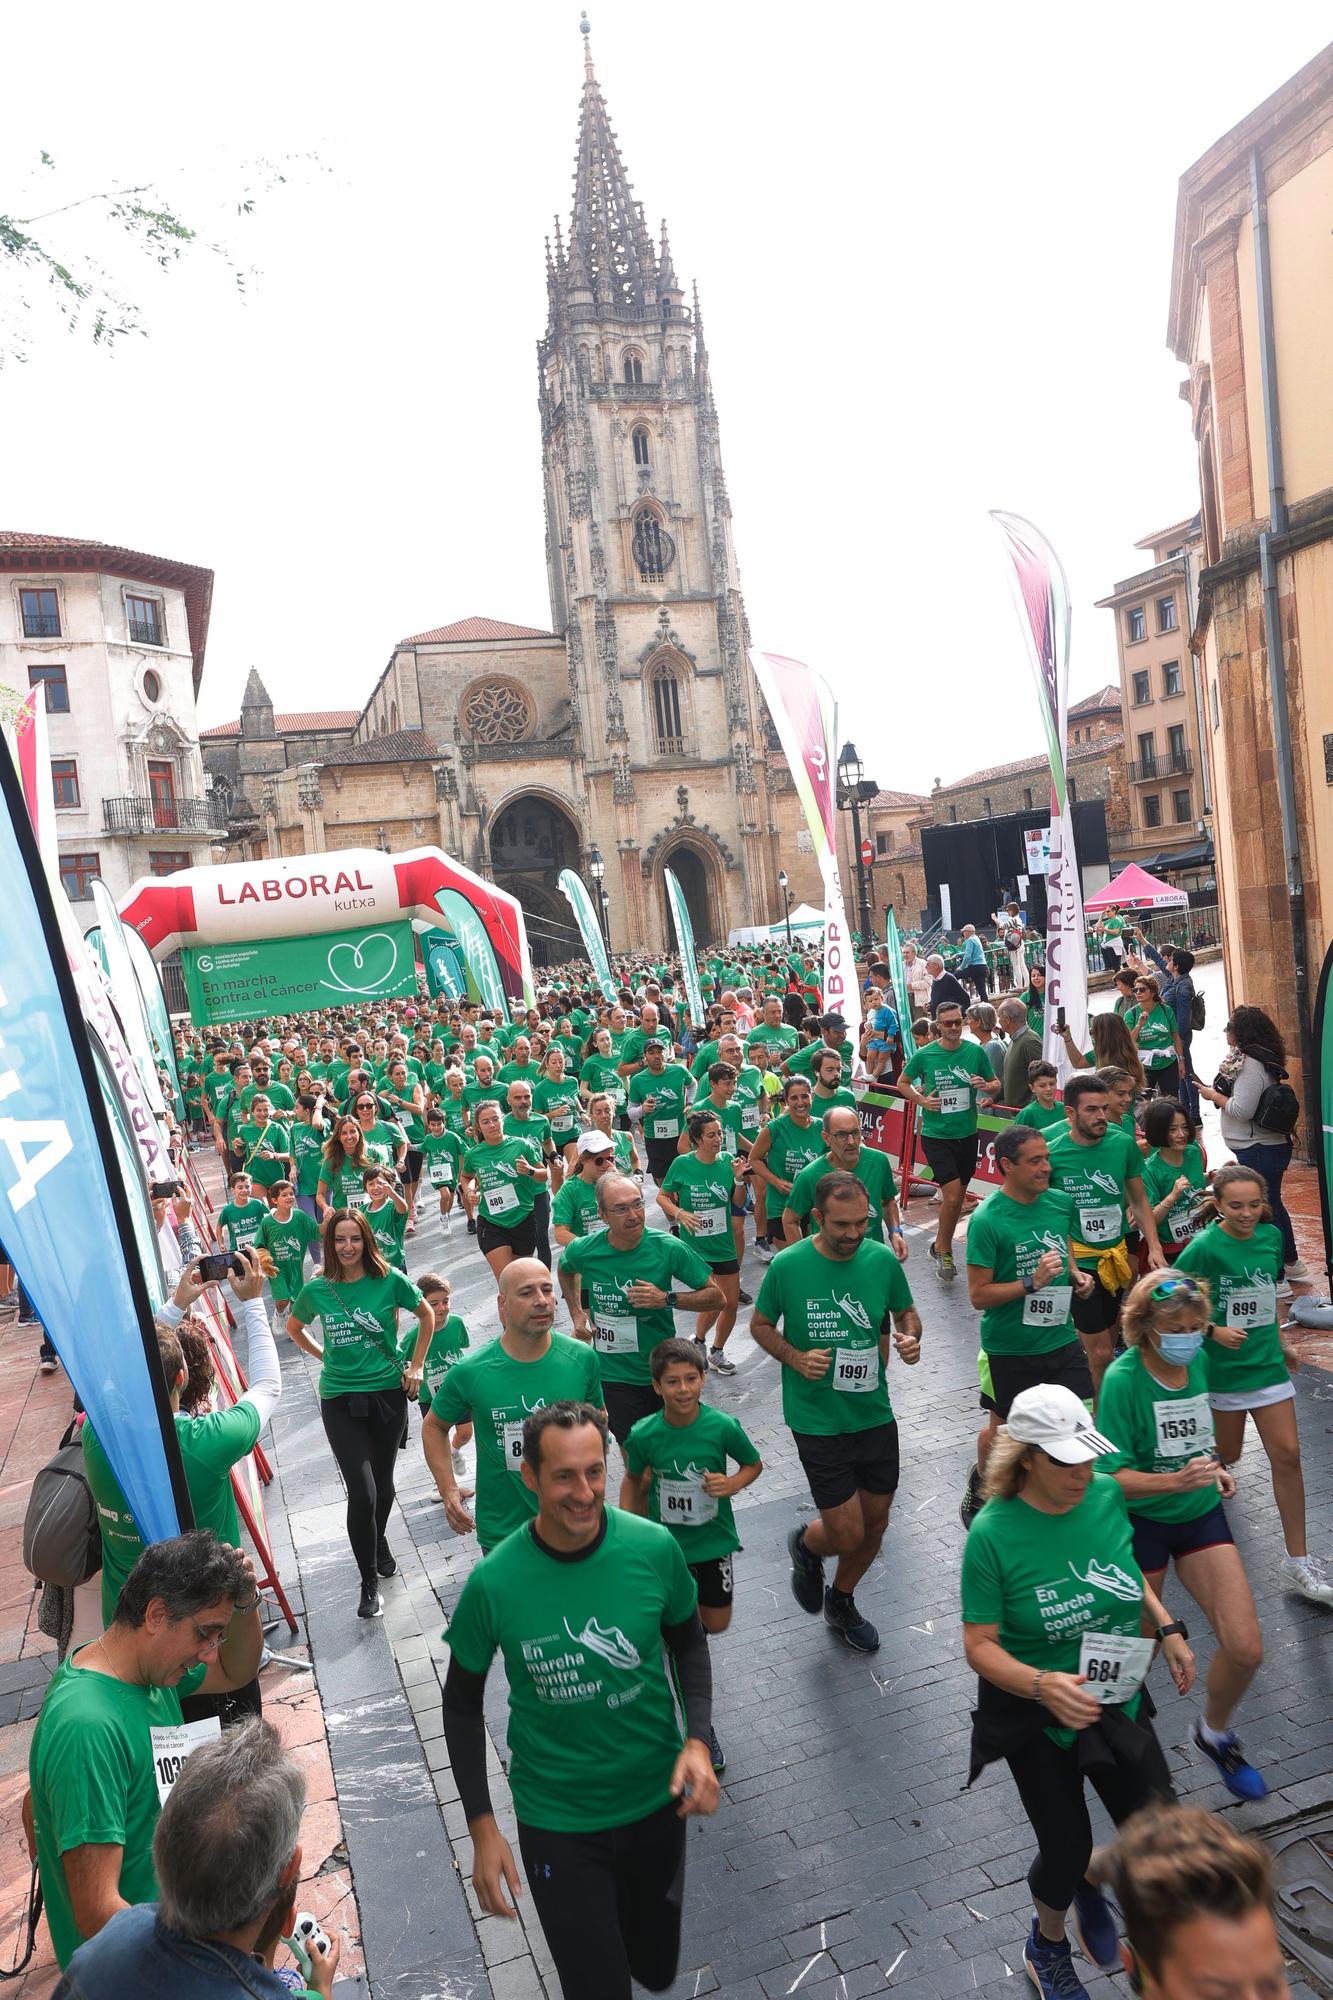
[0,532,219,925]
[928,687,1130,854]
[1097,517,1214,890]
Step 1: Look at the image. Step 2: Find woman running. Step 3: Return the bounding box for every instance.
[587,1090,641,1174]
[961,1383,1194,1996]
[461,1098,549,1279]
[1126,974,1184,1099]
[657,1110,744,1374]
[1139,1100,1208,1262]
[579,1026,626,1121]
[288,1209,433,1619]
[1098,1271,1267,1799]
[1175,1162,1333,1605]
[533,1044,582,1170]
[382,1057,427,1231]
[1058,1012,1145,1093]
[317,1115,376,1220]
[747,1075,825,1262]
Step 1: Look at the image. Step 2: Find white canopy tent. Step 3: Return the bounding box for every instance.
[727,903,825,948]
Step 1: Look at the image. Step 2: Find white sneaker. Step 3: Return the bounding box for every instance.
[1282,1554,1333,1605]
[753,1240,776,1262]
[1285,1258,1310,1280]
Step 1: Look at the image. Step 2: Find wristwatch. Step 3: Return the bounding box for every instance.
[1021,1273,1035,1294]
[663,1291,678,1310]
[1155,1619,1188,1642]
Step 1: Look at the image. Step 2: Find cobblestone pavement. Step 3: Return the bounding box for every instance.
[296,1157,1333,2000]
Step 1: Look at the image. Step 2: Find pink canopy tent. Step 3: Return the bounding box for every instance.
[1084,862,1189,912]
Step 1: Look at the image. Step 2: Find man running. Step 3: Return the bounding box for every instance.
[751,1170,921,1653]
[627,1036,694,1187]
[441,1402,718,2000]
[421,1260,602,1555]
[782,1105,906,1256]
[899,1000,1003,1279]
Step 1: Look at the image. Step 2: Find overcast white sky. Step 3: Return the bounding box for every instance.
[3,4,1328,793]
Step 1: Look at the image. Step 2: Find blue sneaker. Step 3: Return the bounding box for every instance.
[1192,1720,1269,1800]
[787,1525,824,1614]
[1023,1922,1089,1997]
[1070,1880,1120,1971]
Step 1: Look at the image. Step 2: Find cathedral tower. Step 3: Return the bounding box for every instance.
[537,15,788,949]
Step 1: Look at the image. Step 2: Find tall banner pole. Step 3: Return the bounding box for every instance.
[1311,938,1333,1289]
[883,906,917,1064]
[558,869,618,1003]
[750,649,863,1056]
[664,869,706,1029]
[990,513,1088,1082]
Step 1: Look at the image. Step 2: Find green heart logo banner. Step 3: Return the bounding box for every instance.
[323,930,400,995]
[181,919,417,1025]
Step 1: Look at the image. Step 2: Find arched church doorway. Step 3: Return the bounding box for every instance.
[488,795,583,964]
[661,845,715,947]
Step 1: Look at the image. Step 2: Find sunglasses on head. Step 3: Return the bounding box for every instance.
[1149,1276,1204,1302]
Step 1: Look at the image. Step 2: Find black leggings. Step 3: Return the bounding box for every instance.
[320,1390,407,1584]
[518,1801,686,1999]
[532,1189,553,1269]
[1007,1721,1173,1910]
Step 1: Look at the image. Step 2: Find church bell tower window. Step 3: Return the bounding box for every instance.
[632,426,650,467]
[632,508,674,584]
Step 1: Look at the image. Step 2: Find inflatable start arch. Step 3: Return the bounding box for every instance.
[120,846,534,1025]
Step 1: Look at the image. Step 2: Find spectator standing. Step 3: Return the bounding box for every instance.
[926,955,972,1018]
[959,926,990,1001]
[1195,1006,1306,1283]
[998,998,1042,1109]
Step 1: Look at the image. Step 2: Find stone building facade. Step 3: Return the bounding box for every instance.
[928,688,1131,851]
[200,669,359,848]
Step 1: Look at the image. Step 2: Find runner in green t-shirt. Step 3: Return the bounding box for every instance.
[413,1272,472,1473]
[783,1016,854,1085]
[752,1170,920,1654]
[1139,1097,1208,1257]
[363,1168,410,1270]
[1126,976,1183,1089]
[579,1029,626,1114]
[899,1000,1002,1281]
[534,1047,583,1166]
[291,1095,329,1214]
[463,1100,548,1278]
[29,1535,264,1969]
[618,1008,674,1081]
[423,1257,602,1552]
[551,1130,614,1243]
[748,1075,826,1259]
[420,1109,470,1227]
[1011,1062,1066,1133]
[782,1105,903,1253]
[659,1113,747,1373]
[558,1175,719,1443]
[255,1181,320,1310]
[744,998,799,1063]
[628,1040,694,1184]
[288,1212,433,1616]
[1095,1268,1267,1798]
[217,1175,268,1254]
[623,1336,762,1773]
[496,1036,543,1092]
[440,1404,717,2000]
[585,1091,642,1174]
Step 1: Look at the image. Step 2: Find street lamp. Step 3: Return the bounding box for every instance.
[777,867,792,946]
[589,844,610,952]
[836,741,878,947]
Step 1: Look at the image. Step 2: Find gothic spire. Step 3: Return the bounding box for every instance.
[566,14,655,315]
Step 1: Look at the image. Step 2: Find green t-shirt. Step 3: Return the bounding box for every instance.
[560,1228,713,1383]
[239,1082,295,1117]
[1012,1097,1067,1133]
[292,1120,327,1198]
[364,1197,408,1270]
[786,1038,854,1084]
[784,1148,898,1244]
[901,1040,994,1138]
[1142,1144,1207,1251]
[504,1113,554,1161]
[217,1198,268,1252]
[291,1269,423,1396]
[325,1060,351,1100]
[1126,1002,1177,1070]
[433,1333,603,1549]
[534,1076,582,1139]
[203,1069,233,1117]
[436,1092,471,1141]
[1047,1125,1141,1266]
[83,1405,262,1624]
[1096,1348,1220,1524]
[753,1236,913,1436]
[763,1111,826,1187]
[731,1063,768,1135]
[552,1173,607,1239]
[579,1055,625,1110]
[359,1119,406,1165]
[810,1085,859,1120]
[256,1207,320,1303]
[497,1060,543,1090]
[687,1036,726,1081]
[961,1478,1145,1745]
[420,1129,465,1188]
[1175,1221,1287,1395]
[418,1312,471,1416]
[965,1187,1078,1356]
[31,1653,209,1966]
[625,1405,760,1563]
[660,1153,740,1265]
[745,1022,798,1059]
[463,1136,543,1225]
[620,1026,674,1070]
[445,1510,696,1831]
[628,1063,692,1142]
[381,1087,424,1144]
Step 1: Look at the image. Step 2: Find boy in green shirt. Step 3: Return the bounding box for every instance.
[255,1180,320,1313]
[1012,1061,1066,1132]
[363,1168,410,1270]
[217,1173,269,1254]
[415,1273,473,1496]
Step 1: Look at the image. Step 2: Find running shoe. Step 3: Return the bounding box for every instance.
[1022,1922,1089,1998]
[466,1218,478,1235]
[1286,1258,1311,1280]
[1070,1880,1120,1971]
[1191,1720,1268,1800]
[787,1525,824,1613]
[357,1581,383,1619]
[754,1240,776,1262]
[928,1243,956,1282]
[1276,1280,1293,1302]
[707,1723,726,1774]
[38,1354,58,1375]
[708,1349,737,1375]
[1282,1553,1333,1604]
[375,1538,397,1577]
[822,1586,879,1652]
[959,1463,985,1531]
[737,1287,753,1307]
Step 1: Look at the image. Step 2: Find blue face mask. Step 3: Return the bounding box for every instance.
[1156,1329,1205,1365]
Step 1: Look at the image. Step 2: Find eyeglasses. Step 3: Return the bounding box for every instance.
[187,1616,230,1654]
[606,1200,645,1216]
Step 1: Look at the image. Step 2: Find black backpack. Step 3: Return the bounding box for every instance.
[1189,987,1206,1032]
[1254,1066,1300,1138]
[22,1428,102,1590]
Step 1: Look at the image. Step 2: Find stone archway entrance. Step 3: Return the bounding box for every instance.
[487,794,584,965]
[660,843,716,947]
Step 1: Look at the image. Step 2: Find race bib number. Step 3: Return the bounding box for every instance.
[583,1216,608,1237]
[832,1345,877,1393]
[551,1112,575,1133]
[604,1083,625,1107]
[346,1192,370,1210]
[485,1181,519,1217]
[150,1717,221,1806]
[741,1104,761,1132]
[1225,1282,1275,1329]
[1022,1284,1072,1328]
[593,1313,639,1356]
[1078,1205,1121,1244]
[693,1206,728,1240]
[938,1084,971,1117]
[501,1419,527,1471]
[1168,1208,1196,1244]
[1153,1395,1214,1460]
[720,1129,738,1155]
[658,1476,718,1526]
[428,1159,453,1185]
[1078,1633,1155,1707]
[652,1118,678,1139]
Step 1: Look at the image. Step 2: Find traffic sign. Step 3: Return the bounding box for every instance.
[860,839,873,866]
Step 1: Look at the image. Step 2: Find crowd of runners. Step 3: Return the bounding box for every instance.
[8,916,1325,1998]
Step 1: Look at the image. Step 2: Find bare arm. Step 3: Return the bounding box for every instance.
[63,1845,128,1944]
[1127,1172,1165,1269]
[199,1595,264,1694]
[963,1623,1101,1730]
[558,1259,592,1338]
[285,1312,323,1361]
[676,1278,724,1313]
[422,1407,476,1534]
[619,1466,650,1515]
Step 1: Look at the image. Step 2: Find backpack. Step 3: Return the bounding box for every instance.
[22,1433,102,1590]
[1189,987,1206,1032]
[1254,1066,1301,1138]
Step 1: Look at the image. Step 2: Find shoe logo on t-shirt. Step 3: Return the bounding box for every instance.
[563,1616,641,1670]
[1067,1558,1139,1603]
[832,1291,873,1332]
[1086,1170,1122,1199]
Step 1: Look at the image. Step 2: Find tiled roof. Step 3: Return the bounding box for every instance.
[868,788,931,810]
[935,732,1122,794]
[326,730,438,764]
[1068,685,1121,716]
[0,531,213,694]
[399,615,556,646]
[200,709,360,740]
[1133,514,1200,552]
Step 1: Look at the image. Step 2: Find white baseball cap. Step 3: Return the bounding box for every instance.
[576,1130,615,1157]
[1005,1384,1117,1465]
